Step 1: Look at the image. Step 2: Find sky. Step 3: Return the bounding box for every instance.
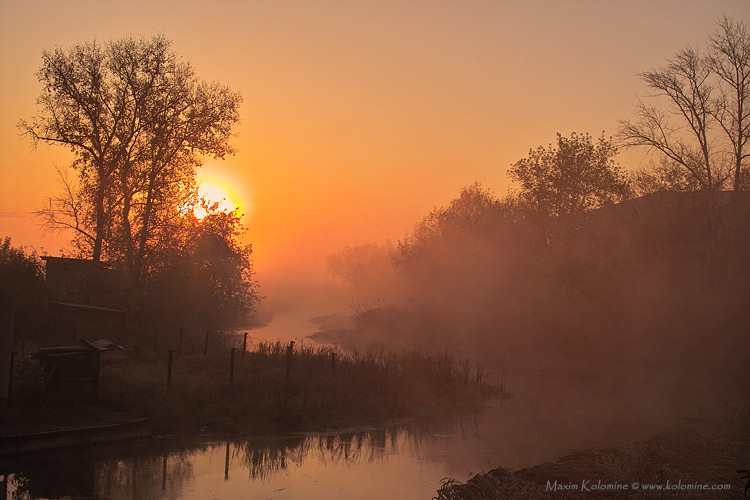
[1,1,749,323]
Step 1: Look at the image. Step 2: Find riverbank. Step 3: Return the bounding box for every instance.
[435,401,750,499]
[3,341,504,438]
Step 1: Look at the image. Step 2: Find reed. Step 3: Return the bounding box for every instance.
[88,340,506,434]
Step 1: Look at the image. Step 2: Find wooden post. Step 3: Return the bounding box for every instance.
[204,330,210,355]
[229,347,236,385]
[178,328,184,353]
[285,341,294,383]
[0,297,15,404]
[120,313,127,343]
[242,332,248,356]
[93,351,101,399]
[161,454,167,491]
[6,351,14,405]
[167,349,175,389]
[224,441,230,480]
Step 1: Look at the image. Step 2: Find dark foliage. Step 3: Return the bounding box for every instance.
[0,237,47,339]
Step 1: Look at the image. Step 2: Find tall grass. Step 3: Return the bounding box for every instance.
[89,340,503,434]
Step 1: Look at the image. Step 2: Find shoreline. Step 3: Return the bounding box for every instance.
[436,400,750,499]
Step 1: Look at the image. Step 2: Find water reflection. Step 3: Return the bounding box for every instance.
[2,414,480,500]
[2,371,688,500]
[4,441,198,500]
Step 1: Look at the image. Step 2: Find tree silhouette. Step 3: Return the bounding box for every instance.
[708,18,750,191]
[508,132,631,220]
[20,36,257,328]
[21,35,242,274]
[619,17,750,191]
[143,202,259,329]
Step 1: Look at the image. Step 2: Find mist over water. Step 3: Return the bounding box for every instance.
[5,379,696,500]
[269,188,750,449]
[2,7,750,500]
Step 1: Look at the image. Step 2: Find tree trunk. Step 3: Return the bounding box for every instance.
[120,170,135,272]
[134,175,156,280]
[734,96,744,192]
[92,182,105,262]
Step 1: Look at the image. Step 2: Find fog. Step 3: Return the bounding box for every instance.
[263,186,750,449]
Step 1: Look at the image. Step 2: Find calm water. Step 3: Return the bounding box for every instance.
[2,370,688,500]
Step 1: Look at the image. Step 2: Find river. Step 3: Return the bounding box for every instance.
[2,365,689,500]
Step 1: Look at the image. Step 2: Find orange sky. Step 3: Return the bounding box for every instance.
[1,1,749,321]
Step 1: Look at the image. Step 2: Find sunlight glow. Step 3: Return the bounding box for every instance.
[194,172,247,219]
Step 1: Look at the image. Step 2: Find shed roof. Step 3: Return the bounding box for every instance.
[48,301,124,314]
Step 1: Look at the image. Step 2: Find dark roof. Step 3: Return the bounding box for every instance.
[32,338,117,358]
[48,301,124,314]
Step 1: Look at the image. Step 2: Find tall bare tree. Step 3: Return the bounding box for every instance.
[708,17,750,191]
[619,17,750,192]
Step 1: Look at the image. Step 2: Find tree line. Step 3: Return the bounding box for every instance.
[5,18,749,346]
[329,18,750,375]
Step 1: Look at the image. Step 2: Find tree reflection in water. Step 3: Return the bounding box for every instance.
[3,412,480,499]
[4,441,197,500]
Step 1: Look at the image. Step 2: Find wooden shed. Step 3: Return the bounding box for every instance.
[48,302,125,345]
[31,339,117,397]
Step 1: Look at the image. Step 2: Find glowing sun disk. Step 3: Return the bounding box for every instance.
[195,181,240,218]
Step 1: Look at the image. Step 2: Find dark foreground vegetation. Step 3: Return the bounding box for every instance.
[3,339,501,436]
[435,401,750,499]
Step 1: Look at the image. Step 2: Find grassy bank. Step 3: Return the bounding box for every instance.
[4,341,503,436]
[435,402,750,499]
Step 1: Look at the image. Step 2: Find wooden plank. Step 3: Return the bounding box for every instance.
[0,419,150,455]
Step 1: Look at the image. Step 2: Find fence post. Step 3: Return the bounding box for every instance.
[167,349,175,389]
[204,330,210,355]
[7,351,14,405]
[242,332,248,356]
[229,347,236,385]
[0,297,15,405]
[285,341,294,383]
[224,441,230,480]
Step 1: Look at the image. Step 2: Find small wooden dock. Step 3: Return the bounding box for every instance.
[0,418,150,455]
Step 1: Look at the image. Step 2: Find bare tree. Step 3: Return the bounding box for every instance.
[619,18,750,192]
[708,17,750,191]
[631,158,703,196]
[38,167,97,256]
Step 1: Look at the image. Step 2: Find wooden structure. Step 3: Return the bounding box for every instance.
[31,339,116,396]
[41,257,127,345]
[48,302,125,345]
[0,418,150,455]
[42,257,111,305]
[0,298,14,403]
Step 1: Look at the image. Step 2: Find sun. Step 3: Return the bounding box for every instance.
[194,174,245,219]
